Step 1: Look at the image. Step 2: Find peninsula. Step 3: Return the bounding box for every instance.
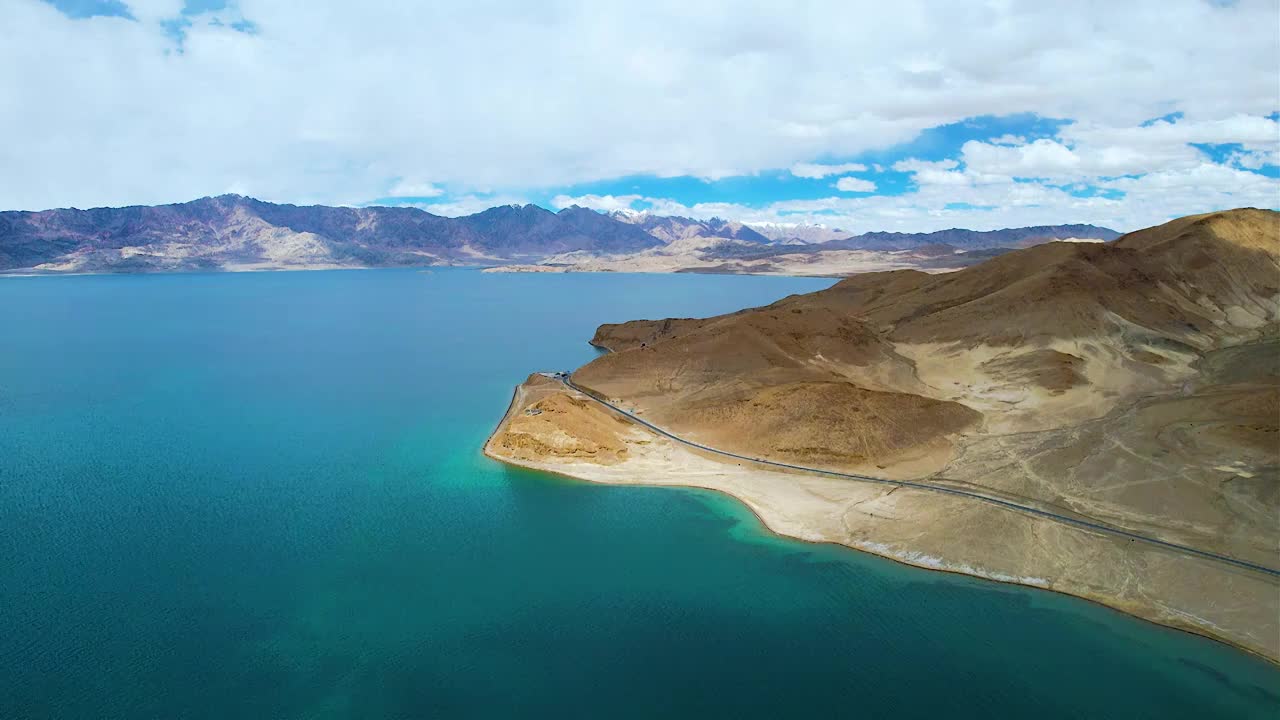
[487,208,1280,661]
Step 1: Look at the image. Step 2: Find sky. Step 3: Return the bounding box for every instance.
[5,0,1279,233]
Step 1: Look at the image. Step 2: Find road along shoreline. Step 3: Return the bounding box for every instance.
[484,373,1280,663]
[560,376,1278,579]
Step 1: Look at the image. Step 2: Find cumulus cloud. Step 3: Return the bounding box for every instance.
[1097,162,1276,195]
[421,195,528,217]
[891,158,957,172]
[834,176,877,192]
[891,158,977,186]
[1228,148,1280,169]
[961,115,1280,180]
[960,139,1083,178]
[550,194,643,211]
[791,162,869,179]
[633,155,1280,234]
[387,179,443,198]
[2,0,1278,225]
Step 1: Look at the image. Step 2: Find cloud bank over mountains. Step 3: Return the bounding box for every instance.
[6,0,1279,232]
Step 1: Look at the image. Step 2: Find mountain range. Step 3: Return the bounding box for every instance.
[0,194,1118,274]
[823,224,1120,250]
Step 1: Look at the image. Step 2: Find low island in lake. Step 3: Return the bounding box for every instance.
[487,208,1280,662]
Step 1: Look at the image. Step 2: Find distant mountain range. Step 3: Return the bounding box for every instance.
[0,195,663,273]
[826,225,1121,251]
[0,194,1118,274]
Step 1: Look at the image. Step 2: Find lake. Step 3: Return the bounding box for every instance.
[1,268,1276,718]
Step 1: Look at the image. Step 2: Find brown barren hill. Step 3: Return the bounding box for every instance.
[578,207,1279,441]
[490,209,1280,659]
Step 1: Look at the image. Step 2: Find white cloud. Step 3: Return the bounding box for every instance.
[892,158,959,173]
[834,176,877,192]
[791,162,869,179]
[961,139,1082,178]
[891,158,978,186]
[624,156,1280,235]
[387,179,443,197]
[421,195,528,217]
[989,134,1025,146]
[1063,115,1279,154]
[550,194,642,211]
[1228,148,1280,169]
[961,115,1280,180]
[917,169,974,186]
[639,197,749,219]
[123,0,185,23]
[1097,162,1277,195]
[1,0,1278,215]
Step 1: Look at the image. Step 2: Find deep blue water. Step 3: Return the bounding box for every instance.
[0,268,1276,719]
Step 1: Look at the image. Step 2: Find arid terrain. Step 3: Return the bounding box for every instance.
[487,208,1280,660]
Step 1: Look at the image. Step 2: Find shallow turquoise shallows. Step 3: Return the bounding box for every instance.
[0,269,1276,719]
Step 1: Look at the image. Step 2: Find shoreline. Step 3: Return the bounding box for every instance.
[482,379,1280,665]
[484,443,1280,667]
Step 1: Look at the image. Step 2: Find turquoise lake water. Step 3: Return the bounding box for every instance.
[0,268,1276,719]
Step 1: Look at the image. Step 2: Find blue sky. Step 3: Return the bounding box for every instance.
[11,0,1280,232]
[390,110,1277,232]
[403,115,1079,215]
[46,0,236,19]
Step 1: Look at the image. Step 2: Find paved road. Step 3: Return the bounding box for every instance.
[558,376,1280,579]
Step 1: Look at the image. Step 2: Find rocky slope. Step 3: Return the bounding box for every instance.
[488,208,1280,659]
